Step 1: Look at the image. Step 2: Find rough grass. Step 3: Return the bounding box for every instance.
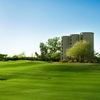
[0,60,100,100]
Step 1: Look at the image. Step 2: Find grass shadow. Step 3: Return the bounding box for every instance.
[42,63,100,72]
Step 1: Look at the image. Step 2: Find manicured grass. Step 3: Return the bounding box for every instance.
[0,61,100,100]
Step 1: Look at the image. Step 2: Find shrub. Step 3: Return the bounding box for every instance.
[74,59,77,63]
[68,60,73,63]
[60,59,67,63]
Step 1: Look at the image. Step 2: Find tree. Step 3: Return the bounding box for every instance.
[94,52,100,58]
[66,40,94,62]
[40,42,48,60]
[39,37,61,61]
[47,37,61,54]
[12,55,19,60]
[94,52,100,63]
[51,52,61,61]
[46,37,61,61]
[34,52,40,60]
[0,54,7,61]
[17,52,26,58]
[12,52,26,60]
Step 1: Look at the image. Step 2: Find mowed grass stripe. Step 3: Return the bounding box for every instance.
[0,61,100,100]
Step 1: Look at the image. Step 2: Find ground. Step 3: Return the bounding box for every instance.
[0,60,100,100]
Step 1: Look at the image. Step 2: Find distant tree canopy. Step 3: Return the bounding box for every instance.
[39,37,61,61]
[12,52,26,58]
[94,52,100,63]
[0,54,7,61]
[66,40,94,62]
[94,52,100,58]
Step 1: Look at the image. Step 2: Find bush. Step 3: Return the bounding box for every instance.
[74,59,77,63]
[68,60,73,63]
[84,60,88,63]
[60,59,67,63]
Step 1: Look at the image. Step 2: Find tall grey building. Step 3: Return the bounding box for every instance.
[61,32,94,60]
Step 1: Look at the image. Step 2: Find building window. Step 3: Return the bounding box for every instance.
[70,42,72,45]
[81,37,83,40]
[80,35,83,40]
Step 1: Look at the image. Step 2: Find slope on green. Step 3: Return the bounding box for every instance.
[0,60,100,100]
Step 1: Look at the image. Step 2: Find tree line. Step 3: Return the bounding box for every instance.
[35,37,61,61]
[0,36,100,63]
[0,37,61,61]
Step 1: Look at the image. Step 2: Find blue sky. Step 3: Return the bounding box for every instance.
[0,0,100,56]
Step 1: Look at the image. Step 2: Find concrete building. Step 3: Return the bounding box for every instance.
[61,32,94,60]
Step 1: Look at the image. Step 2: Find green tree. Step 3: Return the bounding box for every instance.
[39,37,61,61]
[66,40,94,62]
[34,52,40,60]
[51,52,61,61]
[47,37,61,54]
[12,55,19,60]
[40,42,48,60]
[94,52,100,63]
[0,54,7,61]
[17,52,26,58]
[46,37,61,61]
[94,52,100,58]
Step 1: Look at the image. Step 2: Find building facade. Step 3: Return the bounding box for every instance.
[61,32,94,60]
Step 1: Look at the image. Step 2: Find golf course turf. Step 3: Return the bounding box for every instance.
[0,60,100,100]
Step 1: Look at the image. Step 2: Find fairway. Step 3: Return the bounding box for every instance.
[0,61,100,100]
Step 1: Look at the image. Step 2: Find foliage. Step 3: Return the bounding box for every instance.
[66,40,94,62]
[39,37,61,61]
[17,52,26,58]
[40,42,48,60]
[94,52,100,58]
[10,52,26,60]
[94,52,100,63]
[51,52,61,61]
[0,53,7,61]
[47,37,61,53]
[60,59,67,63]
[33,52,40,60]
[68,60,73,63]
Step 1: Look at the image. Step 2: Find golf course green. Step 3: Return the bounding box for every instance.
[0,60,100,100]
